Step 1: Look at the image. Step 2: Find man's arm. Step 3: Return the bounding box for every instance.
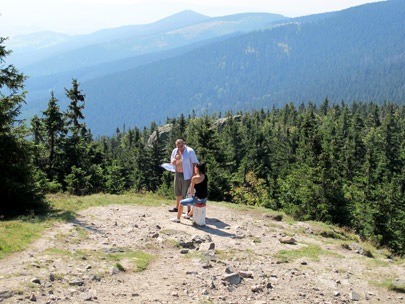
[170,148,177,164]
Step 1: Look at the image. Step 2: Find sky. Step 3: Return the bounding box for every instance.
[1,0,384,37]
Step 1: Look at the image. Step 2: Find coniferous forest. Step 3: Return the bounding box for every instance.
[1,36,405,256]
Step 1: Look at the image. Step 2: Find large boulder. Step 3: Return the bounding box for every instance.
[147,123,173,146]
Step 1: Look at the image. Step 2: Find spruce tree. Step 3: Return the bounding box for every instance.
[42,91,65,180]
[0,38,46,216]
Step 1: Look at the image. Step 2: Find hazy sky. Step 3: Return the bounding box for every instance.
[1,0,384,37]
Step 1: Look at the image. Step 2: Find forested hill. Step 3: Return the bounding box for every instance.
[73,0,405,135]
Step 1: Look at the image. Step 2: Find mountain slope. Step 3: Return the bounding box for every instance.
[65,0,405,135]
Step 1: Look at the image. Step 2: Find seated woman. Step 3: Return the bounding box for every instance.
[171,162,208,223]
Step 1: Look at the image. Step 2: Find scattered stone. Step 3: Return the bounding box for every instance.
[31,263,40,268]
[85,265,92,270]
[225,267,233,274]
[350,291,361,301]
[199,259,212,269]
[341,243,351,250]
[199,242,215,251]
[132,293,139,297]
[49,273,55,281]
[279,236,297,244]
[232,232,245,239]
[203,250,217,261]
[102,247,127,254]
[301,261,308,265]
[150,232,159,238]
[30,278,41,284]
[84,273,101,281]
[80,293,92,301]
[179,239,195,249]
[29,293,37,302]
[334,291,341,296]
[171,292,179,297]
[264,214,283,221]
[180,248,189,254]
[186,271,199,275]
[69,279,84,286]
[239,271,254,279]
[111,266,121,275]
[251,285,263,293]
[210,281,216,289]
[202,289,209,295]
[392,278,405,290]
[0,291,14,301]
[222,273,241,285]
[351,243,373,257]
[191,235,204,244]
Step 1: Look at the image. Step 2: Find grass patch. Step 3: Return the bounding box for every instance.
[370,278,405,293]
[215,248,258,263]
[249,237,262,243]
[308,221,358,241]
[0,220,49,259]
[275,242,344,263]
[102,248,157,272]
[0,193,168,259]
[48,193,167,213]
[185,251,210,260]
[211,201,294,222]
[367,258,389,267]
[114,263,126,272]
[41,247,88,261]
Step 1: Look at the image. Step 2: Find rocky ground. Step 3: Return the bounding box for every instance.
[0,203,404,304]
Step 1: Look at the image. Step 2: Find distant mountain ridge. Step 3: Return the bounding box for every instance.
[11,1,405,135]
[8,11,287,75]
[76,0,402,135]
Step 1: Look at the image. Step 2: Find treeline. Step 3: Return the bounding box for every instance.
[28,86,405,255]
[1,38,404,255]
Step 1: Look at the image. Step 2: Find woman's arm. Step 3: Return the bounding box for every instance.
[189,176,196,197]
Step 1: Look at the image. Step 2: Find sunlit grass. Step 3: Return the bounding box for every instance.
[275,242,344,263]
[0,193,169,259]
[103,248,157,272]
[0,220,49,259]
[369,278,405,293]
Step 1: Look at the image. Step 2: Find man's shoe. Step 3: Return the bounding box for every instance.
[168,208,178,212]
[171,217,180,223]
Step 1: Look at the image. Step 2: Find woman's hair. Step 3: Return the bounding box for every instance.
[196,162,206,174]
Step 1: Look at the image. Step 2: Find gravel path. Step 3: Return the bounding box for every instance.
[0,203,404,303]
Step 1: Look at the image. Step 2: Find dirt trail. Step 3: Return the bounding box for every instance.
[0,204,404,303]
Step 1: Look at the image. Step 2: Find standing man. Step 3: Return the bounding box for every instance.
[168,139,198,213]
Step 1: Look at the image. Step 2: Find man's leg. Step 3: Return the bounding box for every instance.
[170,172,182,212]
[176,195,182,210]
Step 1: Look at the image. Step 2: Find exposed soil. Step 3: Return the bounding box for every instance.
[0,203,404,303]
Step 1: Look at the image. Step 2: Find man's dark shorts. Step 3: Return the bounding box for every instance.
[174,171,191,198]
